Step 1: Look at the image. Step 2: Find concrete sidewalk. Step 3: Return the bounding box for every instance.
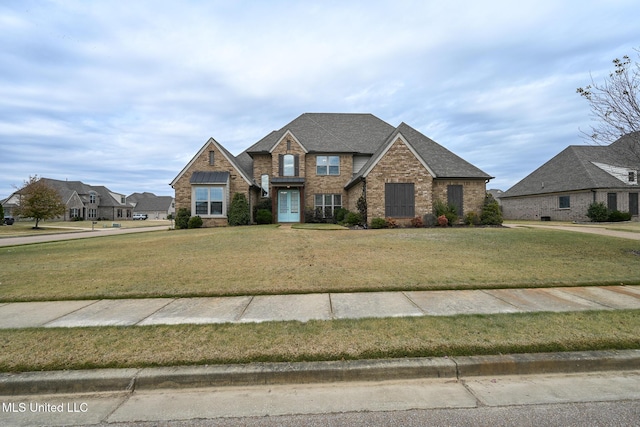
[1,285,639,329]
[0,225,169,247]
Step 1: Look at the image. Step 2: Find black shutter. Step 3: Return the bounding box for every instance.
[278,154,284,176]
[447,185,463,216]
[294,155,299,176]
[385,183,415,217]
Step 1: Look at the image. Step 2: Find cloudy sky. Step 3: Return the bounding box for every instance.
[1,0,638,197]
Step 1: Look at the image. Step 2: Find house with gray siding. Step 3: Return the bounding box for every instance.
[500,133,640,221]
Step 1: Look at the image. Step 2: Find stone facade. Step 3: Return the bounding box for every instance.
[172,140,252,227]
[366,138,434,222]
[432,179,487,218]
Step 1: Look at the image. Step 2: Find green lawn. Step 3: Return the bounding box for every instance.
[1,224,639,372]
[1,225,639,301]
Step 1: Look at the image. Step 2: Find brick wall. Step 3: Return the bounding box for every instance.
[432,179,486,219]
[173,140,252,227]
[304,154,351,210]
[366,137,434,221]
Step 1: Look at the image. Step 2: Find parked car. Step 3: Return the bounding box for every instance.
[3,216,15,225]
[132,213,148,220]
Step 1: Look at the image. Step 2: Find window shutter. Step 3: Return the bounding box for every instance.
[294,155,300,176]
[278,154,284,176]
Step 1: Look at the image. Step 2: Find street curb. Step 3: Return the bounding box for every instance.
[1,350,639,395]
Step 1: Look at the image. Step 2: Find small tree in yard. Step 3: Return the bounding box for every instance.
[13,176,65,228]
[586,202,609,222]
[480,194,503,225]
[174,208,191,229]
[228,193,250,226]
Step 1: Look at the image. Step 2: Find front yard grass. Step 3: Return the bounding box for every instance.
[1,225,639,301]
[1,310,637,372]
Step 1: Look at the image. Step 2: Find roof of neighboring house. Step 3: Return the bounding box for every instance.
[501,133,640,198]
[39,178,131,207]
[127,192,174,212]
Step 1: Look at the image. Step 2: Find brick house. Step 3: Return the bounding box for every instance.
[171,113,493,226]
[500,132,640,221]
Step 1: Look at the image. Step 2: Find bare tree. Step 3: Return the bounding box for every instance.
[13,176,66,228]
[577,48,640,160]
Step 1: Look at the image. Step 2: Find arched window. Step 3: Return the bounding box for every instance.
[283,154,294,176]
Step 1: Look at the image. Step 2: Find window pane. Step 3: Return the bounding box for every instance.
[211,187,223,201]
[283,155,294,176]
[195,202,208,215]
[195,187,208,201]
[316,156,328,175]
[334,194,342,206]
[324,194,332,205]
[210,201,223,215]
[315,194,323,206]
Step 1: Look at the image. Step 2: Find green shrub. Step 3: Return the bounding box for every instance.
[187,215,203,229]
[175,208,191,229]
[480,194,503,225]
[256,209,273,224]
[370,217,387,229]
[228,193,250,226]
[422,213,437,227]
[464,211,480,226]
[608,210,632,222]
[334,207,349,223]
[433,199,458,225]
[345,211,363,226]
[253,198,271,220]
[586,202,609,222]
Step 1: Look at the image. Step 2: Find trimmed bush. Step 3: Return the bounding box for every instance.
[464,211,480,226]
[175,208,191,229]
[256,209,273,224]
[422,213,437,227]
[334,207,349,223]
[433,199,458,225]
[410,216,424,227]
[228,193,250,226]
[370,217,387,229]
[480,194,503,225]
[608,210,632,222]
[437,215,448,227]
[345,211,363,226]
[586,202,609,222]
[187,215,203,229]
[385,217,398,228]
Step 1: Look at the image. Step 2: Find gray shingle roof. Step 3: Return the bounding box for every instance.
[502,133,640,198]
[245,113,396,154]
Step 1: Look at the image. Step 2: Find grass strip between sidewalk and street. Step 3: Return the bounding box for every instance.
[0,310,638,372]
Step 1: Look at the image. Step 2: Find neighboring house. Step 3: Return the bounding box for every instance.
[171,113,493,226]
[501,133,640,221]
[128,192,175,219]
[2,178,133,221]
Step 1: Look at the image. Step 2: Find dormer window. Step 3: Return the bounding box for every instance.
[629,172,636,183]
[89,192,96,204]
